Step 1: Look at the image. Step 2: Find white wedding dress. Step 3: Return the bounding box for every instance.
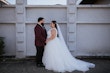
[42,28,95,72]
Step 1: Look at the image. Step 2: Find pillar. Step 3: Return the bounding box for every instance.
[67,0,77,53]
[15,0,27,58]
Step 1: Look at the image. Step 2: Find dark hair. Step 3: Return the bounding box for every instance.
[38,17,44,22]
[52,20,59,37]
[52,20,57,30]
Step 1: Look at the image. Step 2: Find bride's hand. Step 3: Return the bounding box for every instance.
[46,39,49,43]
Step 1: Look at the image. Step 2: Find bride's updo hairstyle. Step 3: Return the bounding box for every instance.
[52,20,57,30]
[51,20,59,37]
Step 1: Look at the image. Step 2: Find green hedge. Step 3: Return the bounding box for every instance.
[0,37,5,56]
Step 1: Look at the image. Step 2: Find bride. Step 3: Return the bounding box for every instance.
[42,21,95,72]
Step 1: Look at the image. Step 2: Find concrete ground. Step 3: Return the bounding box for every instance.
[0,59,110,73]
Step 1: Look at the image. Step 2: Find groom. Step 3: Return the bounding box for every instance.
[34,17,47,67]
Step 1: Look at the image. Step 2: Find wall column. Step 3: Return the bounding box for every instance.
[15,0,27,58]
[67,0,77,55]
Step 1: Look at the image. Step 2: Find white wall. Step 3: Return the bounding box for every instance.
[0,24,16,56]
[77,7,110,23]
[26,6,67,22]
[75,6,110,56]
[0,7,15,23]
[0,7,16,56]
[76,23,110,56]
[0,4,110,57]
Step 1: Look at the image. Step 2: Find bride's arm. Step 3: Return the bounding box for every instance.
[46,29,56,43]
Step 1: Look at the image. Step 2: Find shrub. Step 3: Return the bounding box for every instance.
[0,37,5,56]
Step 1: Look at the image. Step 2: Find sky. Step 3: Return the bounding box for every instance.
[7,0,66,5]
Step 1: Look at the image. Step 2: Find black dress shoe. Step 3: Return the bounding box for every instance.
[40,64,45,67]
[36,64,45,67]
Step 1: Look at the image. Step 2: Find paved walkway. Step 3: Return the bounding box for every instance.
[0,59,110,73]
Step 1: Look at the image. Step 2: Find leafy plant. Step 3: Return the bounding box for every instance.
[0,37,5,56]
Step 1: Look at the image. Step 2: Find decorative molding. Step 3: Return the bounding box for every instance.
[16,5,24,13]
[0,21,16,23]
[67,0,77,51]
[68,0,76,5]
[77,5,110,8]
[16,33,24,42]
[25,21,67,24]
[15,0,27,58]
[77,21,110,24]
[68,5,76,13]
[16,0,24,5]
[16,24,24,33]
[68,14,75,23]
[16,14,24,23]
[26,5,67,8]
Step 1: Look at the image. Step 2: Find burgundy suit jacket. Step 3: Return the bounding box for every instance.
[34,24,47,46]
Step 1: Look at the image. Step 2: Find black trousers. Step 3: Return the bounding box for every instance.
[36,46,44,65]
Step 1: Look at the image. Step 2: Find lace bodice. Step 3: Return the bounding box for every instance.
[47,28,57,38]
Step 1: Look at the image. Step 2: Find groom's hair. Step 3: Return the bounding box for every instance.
[38,17,44,22]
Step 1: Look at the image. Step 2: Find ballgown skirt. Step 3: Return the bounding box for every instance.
[42,37,95,72]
